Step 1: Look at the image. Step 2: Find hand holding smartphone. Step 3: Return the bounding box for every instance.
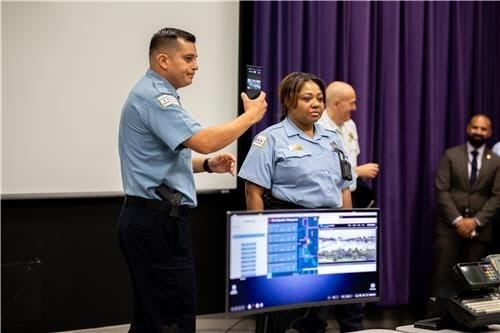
[245,65,262,99]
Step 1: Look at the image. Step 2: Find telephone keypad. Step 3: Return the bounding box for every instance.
[480,263,500,282]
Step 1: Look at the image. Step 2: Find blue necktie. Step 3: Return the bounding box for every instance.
[470,150,478,186]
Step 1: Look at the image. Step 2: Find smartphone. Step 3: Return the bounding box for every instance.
[245,65,262,99]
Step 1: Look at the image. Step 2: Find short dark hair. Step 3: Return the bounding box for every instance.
[278,72,326,121]
[149,27,196,57]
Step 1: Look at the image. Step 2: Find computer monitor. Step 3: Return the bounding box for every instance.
[226,208,380,315]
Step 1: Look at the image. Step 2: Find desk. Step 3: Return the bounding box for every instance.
[352,330,399,333]
[396,324,500,333]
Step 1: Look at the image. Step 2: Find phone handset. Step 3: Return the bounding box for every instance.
[486,254,500,274]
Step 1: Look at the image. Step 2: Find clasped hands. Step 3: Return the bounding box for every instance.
[454,217,478,239]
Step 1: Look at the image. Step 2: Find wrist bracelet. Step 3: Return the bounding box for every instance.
[203,158,212,173]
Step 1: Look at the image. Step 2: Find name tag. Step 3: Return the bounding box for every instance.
[288,144,302,151]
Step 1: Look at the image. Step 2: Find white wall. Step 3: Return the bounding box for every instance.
[2,1,239,198]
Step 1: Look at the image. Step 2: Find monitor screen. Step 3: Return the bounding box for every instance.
[226,208,380,314]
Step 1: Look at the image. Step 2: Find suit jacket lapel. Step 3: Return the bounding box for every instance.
[458,145,470,188]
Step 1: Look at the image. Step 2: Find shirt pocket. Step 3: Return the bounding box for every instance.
[281,150,313,162]
[276,150,314,180]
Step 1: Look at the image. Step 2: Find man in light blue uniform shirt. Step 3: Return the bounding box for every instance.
[119,68,202,206]
[118,27,267,333]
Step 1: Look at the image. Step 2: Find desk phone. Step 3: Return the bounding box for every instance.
[487,254,500,275]
[436,256,500,328]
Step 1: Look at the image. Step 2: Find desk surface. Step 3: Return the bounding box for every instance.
[352,330,399,333]
[396,324,500,333]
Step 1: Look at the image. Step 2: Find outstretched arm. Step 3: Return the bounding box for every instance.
[184,92,267,154]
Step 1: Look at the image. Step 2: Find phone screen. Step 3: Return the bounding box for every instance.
[245,65,262,99]
[460,265,486,285]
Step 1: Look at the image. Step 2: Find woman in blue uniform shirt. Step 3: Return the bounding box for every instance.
[239,71,354,211]
[238,72,356,333]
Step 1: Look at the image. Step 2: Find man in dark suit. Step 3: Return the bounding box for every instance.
[427,114,500,312]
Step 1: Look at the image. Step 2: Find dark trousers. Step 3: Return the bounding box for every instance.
[118,203,196,333]
[256,307,327,333]
[334,303,364,333]
[425,232,487,318]
[429,233,488,296]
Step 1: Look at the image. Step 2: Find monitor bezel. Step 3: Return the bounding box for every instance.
[225,208,381,316]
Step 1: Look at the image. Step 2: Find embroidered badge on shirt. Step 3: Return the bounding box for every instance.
[252,135,267,147]
[156,94,180,109]
[288,144,303,151]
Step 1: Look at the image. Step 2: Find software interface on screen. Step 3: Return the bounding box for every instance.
[226,209,380,314]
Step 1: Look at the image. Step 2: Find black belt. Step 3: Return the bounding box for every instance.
[124,195,189,217]
[264,192,305,210]
[264,192,330,210]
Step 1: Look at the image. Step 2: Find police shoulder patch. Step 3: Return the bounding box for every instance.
[156,93,180,109]
[252,135,267,147]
